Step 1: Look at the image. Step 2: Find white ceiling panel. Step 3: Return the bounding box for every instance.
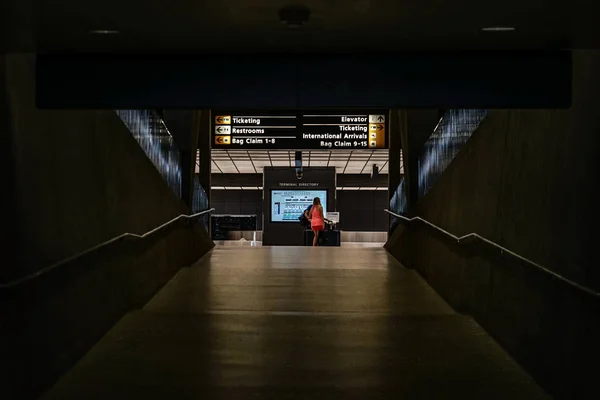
[215,159,235,167]
[252,159,272,167]
[371,155,388,161]
[230,157,250,162]
[212,156,230,161]
[329,154,351,159]
[236,167,256,173]
[333,150,353,156]
[214,161,238,173]
[309,155,330,160]
[271,160,290,166]
[233,159,253,164]
[310,160,329,166]
[234,161,255,169]
[347,160,368,168]
[269,154,290,160]
[210,149,391,174]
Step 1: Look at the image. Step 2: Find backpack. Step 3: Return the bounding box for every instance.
[298,205,312,227]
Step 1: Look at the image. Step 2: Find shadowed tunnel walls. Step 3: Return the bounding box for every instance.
[410,51,599,288]
[1,53,214,399]
[2,54,213,281]
[386,50,600,399]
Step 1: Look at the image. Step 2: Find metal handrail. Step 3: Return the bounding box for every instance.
[0,208,215,289]
[384,209,599,298]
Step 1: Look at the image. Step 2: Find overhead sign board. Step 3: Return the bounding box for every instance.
[212,110,388,150]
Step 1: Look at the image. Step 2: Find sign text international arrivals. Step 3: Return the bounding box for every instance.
[212,111,388,150]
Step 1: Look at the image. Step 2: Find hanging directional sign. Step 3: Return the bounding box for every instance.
[212,110,388,150]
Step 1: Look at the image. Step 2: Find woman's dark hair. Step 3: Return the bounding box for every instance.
[313,197,321,206]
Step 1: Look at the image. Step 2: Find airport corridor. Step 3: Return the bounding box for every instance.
[42,246,549,399]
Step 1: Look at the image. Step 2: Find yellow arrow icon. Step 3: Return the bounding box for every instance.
[369,123,385,132]
[215,136,231,145]
[215,115,231,125]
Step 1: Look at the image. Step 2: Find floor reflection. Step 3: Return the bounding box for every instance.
[213,240,385,248]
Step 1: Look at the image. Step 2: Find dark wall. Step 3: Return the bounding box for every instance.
[3,55,211,280]
[210,173,389,188]
[402,110,441,212]
[37,52,572,109]
[412,52,599,289]
[212,190,263,229]
[263,167,336,246]
[0,54,214,399]
[211,189,389,232]
[406,110,441,151]
[0,54,20,278]
[337,191,388,231]
[162,110,195,151]
[385,51,600,399]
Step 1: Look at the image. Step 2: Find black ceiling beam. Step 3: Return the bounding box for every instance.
[211,174,262,187]
[338,174,389,187]
[209,173,391,187]
[37,52,571,109]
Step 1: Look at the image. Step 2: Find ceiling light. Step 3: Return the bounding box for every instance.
[90,29,120,35]
[481,27,515,32]
[279,4,311,27]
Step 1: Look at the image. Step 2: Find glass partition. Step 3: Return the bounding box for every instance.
[115,110,182,199]
[389,109,487,221]
[417,109,487,199]
[192,171,209,230]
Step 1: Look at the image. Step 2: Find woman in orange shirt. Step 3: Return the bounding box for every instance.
[310,197,325,247]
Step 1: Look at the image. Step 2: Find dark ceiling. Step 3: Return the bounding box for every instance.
[2,0,597,53]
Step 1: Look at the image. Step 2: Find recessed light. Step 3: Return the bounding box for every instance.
[481,27,515,32]
[90,29,120,35]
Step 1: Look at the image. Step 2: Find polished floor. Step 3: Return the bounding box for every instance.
[213,240,386,248]
[42,246,549,399]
